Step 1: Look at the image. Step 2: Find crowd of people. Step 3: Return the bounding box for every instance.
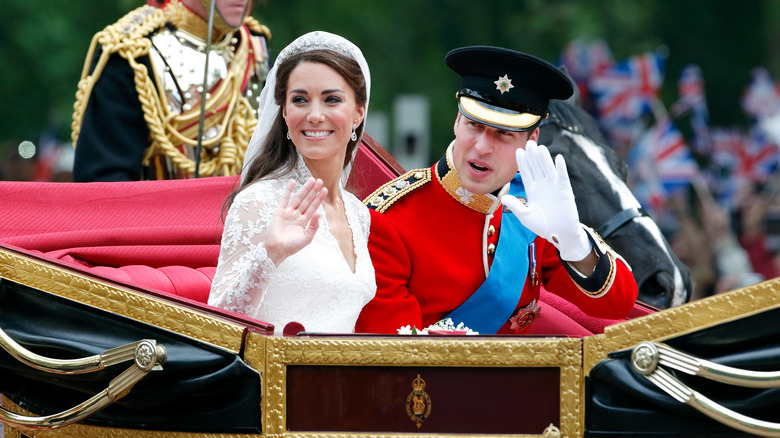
[667,180,780,301]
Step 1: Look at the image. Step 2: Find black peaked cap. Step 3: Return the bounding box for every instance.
[446,46,574,131]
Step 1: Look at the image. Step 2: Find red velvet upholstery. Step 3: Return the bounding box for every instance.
[527,289,655,337]
[0,175,229,304]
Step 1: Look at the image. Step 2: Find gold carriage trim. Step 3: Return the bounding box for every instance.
[363,168,432,213]
[71,1,265,178]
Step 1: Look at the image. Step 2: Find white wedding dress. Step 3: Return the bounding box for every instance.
[208,159,376,334]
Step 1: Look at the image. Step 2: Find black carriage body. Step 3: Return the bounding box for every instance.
[0,278,262,433]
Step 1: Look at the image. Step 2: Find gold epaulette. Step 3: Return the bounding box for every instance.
[71,5,167,145]
[91,6,167,61]
[363,168,431,213]
[244,16,271,39]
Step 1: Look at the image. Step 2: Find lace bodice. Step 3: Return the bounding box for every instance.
[208,160,376,334]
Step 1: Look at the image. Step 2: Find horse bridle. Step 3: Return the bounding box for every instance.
[596,207,650,239]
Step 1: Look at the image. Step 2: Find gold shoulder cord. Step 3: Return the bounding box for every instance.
[71,5,262,178]
[244,15,272,39]
[71,5,165,148]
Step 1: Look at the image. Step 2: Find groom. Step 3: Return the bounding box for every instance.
[356,46,638,334]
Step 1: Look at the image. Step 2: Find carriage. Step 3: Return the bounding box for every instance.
[1,110,779,437]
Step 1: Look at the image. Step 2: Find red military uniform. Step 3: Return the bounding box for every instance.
[355,149,638,334]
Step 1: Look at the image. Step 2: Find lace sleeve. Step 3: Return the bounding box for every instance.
[208,181,282,318]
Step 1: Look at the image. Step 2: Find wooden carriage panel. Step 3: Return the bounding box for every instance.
[256,334,584,437]
[286,365,560,434]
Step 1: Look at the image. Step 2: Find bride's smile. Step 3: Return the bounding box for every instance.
[283,61,365,172]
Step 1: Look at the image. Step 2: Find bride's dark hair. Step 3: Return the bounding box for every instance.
[238,49,367,192]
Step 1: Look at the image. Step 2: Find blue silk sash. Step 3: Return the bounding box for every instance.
[445,174,537,334]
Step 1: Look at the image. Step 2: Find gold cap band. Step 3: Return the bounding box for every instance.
[458,95,542,131]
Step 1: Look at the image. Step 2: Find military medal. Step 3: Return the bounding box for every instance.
[509,298,541,332]
[528,242,538,286]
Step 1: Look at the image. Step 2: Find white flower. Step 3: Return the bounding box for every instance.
[397,325,427,335]
[396,318,479,335]
[456,187,474,204]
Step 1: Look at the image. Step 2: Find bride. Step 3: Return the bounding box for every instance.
[208,31,376,334]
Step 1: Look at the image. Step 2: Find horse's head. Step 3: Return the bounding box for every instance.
[540,100,692,308]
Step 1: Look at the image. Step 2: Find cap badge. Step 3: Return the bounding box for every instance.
[494,74,514,94]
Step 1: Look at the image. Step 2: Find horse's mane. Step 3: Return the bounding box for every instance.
[542,99,607,146]
[541,67,610,144]
[540,98,628,182]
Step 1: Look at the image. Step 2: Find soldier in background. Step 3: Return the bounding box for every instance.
[72,0,271,181]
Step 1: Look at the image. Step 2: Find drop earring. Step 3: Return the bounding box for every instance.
[286,131,291,140]
[351,124,358,142]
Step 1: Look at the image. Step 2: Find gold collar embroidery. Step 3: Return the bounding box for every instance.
[164,0,229,43]
[435,143,504,215]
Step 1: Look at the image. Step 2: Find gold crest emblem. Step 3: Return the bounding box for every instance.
[405,374,432,428]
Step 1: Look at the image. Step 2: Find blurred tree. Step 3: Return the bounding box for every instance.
[653,0,766,127]
[0,0,137,157]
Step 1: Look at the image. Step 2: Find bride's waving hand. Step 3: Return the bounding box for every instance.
[265,178,327,266]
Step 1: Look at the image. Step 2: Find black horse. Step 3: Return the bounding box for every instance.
[540,99,692,308]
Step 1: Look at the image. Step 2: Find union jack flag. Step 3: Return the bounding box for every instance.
[670,64,707,117]
[670,64,711,154]
[734,129,779,183]
[600,116,646,151]
[628,119,699,191]
[709,127,746,169]
[558,40,591,85]
[589,50,666,122]
[557,39,614,97]
[741,67,780,119]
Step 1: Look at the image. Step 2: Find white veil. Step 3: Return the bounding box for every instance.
[242,31,371,186]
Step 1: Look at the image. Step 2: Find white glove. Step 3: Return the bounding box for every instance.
[501,140,592,262]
